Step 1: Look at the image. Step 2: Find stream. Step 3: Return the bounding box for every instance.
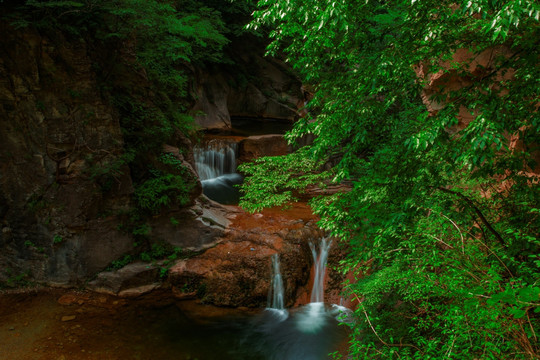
[0,238,350,360]
[0,122,350,359]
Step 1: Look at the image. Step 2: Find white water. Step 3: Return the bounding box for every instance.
[309,237,332,303]
[251,238,348,358]
[268,254,285,310]
[194,139,237,180]
[194,139,242,204]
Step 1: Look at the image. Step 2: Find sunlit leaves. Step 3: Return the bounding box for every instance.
[243,0,540,358]
[238,148,333,212]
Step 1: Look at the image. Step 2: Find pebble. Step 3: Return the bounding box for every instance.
[8,326,14,331]
[61,315,76,322]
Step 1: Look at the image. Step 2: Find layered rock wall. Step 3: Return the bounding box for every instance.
[0,23,204,286]
[190,37,305,130]
[0,24,136,285]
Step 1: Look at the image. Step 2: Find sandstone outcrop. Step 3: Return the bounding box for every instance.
[237,134,290,164]
[168,203,328,307]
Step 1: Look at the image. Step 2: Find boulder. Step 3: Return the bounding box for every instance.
[168,203,325,308]
[238,134,290,163]
[150,198,232,252]
[87,262,161,297]
[190,37,304,130]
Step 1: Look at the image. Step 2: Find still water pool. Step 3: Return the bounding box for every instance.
[0,291,349,360]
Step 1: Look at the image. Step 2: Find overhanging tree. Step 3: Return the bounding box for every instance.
[240,0,540,358]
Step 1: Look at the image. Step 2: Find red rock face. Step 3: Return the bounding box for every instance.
[169,203,331,307]
[415,45,539,186]
[414,46,515,128]
[168,202,355,308]
[237,134,290,164]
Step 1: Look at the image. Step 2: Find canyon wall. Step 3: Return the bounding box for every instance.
[0,21,324,308]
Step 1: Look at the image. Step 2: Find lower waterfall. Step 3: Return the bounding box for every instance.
[242,237,349,359]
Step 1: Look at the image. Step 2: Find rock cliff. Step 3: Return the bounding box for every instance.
[190,37,306,130]
[0,23,138,285]
[0,21,326,308]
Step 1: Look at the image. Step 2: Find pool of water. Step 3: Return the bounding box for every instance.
[0,291,349,360]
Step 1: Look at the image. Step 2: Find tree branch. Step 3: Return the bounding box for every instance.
[436,187,506,247]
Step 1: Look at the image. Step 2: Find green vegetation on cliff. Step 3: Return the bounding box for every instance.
[240,0,540,358]
[0,0,256,274]
[2,0,254,213]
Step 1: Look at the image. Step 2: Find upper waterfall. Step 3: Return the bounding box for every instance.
[194,139,237,181]
[194,138,243,204]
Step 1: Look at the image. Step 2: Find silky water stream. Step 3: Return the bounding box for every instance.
[188,135,349,358]
[0,239,350,359]
[243,237,351,360]
[194,138,243,204]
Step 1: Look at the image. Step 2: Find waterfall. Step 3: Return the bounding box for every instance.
[268,254,285,310]
[194,138,242,204]
[309,237,332,303]
[194,139,237,180]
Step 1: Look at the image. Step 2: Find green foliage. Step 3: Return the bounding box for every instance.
[104,0,228,93]
[244,0,540,358]
[131,223,150,237]
[0,268,33,289]
[139,243,184,278]
[140,243,169,262]
[22,240,45,254]
[239,147,332,212]
[26,192,48,213]
[108,254,133,270]
[53,234,63,244]
[134,161,196,215]
[133,153,197,214]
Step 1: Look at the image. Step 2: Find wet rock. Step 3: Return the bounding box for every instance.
[57,294,78,306]
[169,204,323,308]
[151,198,230,252]
[190,37,304,130]
[238,134,290,164]
[87,262,161,296]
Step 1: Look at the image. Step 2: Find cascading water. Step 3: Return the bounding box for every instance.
[268,254,285,310]
[247,238,346,359]
[194,139,237,180]
[194,138,243,204]
[309,237,332,303]
[294,237,333,335]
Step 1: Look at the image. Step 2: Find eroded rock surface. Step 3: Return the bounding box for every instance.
[0,24,203,287]
[0,24,138,285]
[190,37,305,130]
[238,134,290,163]
[169,204,333,307]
